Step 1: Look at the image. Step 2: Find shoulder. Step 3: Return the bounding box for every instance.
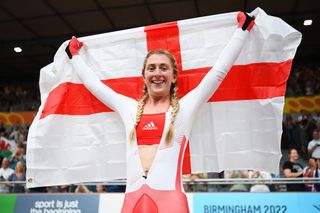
[117,98,138,118]
[9,168,14,174]
[308,140,316,146]
[7,167,14,172]
[7,173,15,180]
[283,161,292,169]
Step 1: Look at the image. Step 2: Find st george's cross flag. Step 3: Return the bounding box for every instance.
[26,8,301,188]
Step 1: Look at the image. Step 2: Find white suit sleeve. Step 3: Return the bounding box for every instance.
[180,28,249,119]
[70,55,136,113]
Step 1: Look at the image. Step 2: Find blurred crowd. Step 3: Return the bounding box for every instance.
[286,62,320,97]
[0,84,40,111]
[282,110,320,158]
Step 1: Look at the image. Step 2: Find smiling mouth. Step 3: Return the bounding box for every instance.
[151,80,165,84]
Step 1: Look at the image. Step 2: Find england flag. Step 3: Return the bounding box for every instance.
[26,8,301,188]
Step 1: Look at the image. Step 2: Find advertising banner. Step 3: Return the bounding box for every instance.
[284,95,320,113]
[0,194,16,213]
[0,112,36,125]
[193,193,320,213]
[1,193,320,213]
[14,194,99,213]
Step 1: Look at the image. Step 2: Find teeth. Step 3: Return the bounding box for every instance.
[152,80,164,84]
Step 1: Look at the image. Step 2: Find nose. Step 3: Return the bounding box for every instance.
[153,67,162,76]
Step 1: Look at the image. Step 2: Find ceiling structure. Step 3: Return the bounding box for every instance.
[0,0,319,82]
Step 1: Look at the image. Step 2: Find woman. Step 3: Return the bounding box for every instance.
[6,161,26,193]
[304,158,320,192]
[66,12,254,213]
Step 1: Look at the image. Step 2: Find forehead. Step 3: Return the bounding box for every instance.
[146,54,171,65]
[290,149,297,154]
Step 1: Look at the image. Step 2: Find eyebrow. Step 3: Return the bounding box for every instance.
[146,63,170,67]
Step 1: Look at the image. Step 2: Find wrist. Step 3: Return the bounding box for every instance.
[65,36,83,59]
[237,12,255,32]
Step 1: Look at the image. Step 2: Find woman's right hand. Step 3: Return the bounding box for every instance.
[65,36,84,59]
[237,12,255,32]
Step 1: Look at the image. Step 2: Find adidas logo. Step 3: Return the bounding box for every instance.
[142,122,158,130]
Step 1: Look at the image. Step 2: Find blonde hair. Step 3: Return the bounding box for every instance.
[129,50,180,144]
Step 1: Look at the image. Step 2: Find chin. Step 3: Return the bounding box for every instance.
[150,90,169,98]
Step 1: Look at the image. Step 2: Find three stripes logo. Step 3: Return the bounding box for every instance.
[142,122,158,131]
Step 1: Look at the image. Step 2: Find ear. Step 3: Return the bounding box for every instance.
[173,73,177,83]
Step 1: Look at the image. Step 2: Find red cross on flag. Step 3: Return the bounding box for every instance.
[26,8,301,188]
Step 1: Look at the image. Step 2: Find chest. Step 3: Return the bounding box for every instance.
[290,163,303,172]
[136,113,166,145]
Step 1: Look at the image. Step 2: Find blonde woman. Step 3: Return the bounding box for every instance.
[6,161,26,193]
[66,12,254,213]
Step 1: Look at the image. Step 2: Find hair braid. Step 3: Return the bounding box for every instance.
[129,87,148,143]
[165,84,180,144]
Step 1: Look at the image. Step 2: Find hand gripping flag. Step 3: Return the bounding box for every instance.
[26,8,301,188]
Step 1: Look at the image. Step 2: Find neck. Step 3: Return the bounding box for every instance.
[290,158,297,163]
[148,94,170,105]
[144,94,171,114]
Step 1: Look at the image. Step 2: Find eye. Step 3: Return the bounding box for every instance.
[147,65,155,71]
[160,65,168,71]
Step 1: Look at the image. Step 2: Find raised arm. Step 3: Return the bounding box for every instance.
[180,12,254,116]
[66,37,136,113]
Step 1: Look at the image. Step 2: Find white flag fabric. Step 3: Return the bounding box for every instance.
[26,8,301,188]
